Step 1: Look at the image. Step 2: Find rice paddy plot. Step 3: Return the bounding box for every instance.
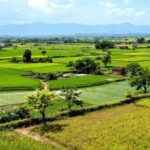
[0,91,34,106]
[80,81,134,104]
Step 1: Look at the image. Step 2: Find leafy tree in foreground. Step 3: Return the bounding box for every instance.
[129,68,150,93]
[23,49,32,62]
[26,90,55,126]
[102,51,111,68]
[126,63,143,76]
[61,89,83,111]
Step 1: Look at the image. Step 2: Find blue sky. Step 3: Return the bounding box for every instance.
[0,0,149,25]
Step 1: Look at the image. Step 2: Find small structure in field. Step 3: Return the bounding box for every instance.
[119,43,128,49]
[112,67,126,75]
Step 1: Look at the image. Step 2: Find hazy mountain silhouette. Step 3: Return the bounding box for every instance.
[0,22,150,36]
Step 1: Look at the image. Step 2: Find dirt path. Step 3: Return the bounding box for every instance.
[15,128,68,149]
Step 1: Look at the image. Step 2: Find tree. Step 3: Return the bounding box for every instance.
[147,40,150,44]
[137,37,145,44]
[102,51,111,67]
[129,68,150,93]
[41,50,46,56]
[26,90,55,126]
[61,89,83,111]
[95,41,114,51]
[74,57,97,74]
[126,63,143,76]
[23,49,32,62]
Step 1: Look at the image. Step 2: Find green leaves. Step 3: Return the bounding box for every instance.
[26,90,56,125]
[61,89,83,111]
[129,67,150,93]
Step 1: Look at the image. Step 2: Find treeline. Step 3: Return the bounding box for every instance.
[0,37,150,45]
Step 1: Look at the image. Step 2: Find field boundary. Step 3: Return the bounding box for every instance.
[15,128,68,150]
[1,93,150,131]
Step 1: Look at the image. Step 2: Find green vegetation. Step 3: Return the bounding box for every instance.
[26,90,55,126]
[80,81,134,104]
[0,68,40,91]
[33,102,150,150]
[49,75,122,90]
[0,132,60,150]
[61,89,83,111]
[0,91,34,106]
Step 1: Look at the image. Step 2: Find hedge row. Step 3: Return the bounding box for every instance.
[1,93,150,131]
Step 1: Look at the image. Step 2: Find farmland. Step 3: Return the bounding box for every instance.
[0,131,62,150]
[0,42,150,106]
[32,99,150,150]
[1,39,150,150]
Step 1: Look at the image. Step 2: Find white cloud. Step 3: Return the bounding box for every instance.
[99,1,146,17]
[110,7,134,16]
[124,0,130,4]
[135,11,145,16]
[28,0,74,14]
[104,2,115,8]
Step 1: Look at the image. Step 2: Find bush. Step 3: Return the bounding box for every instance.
[32,57,53,63]
[31,72,58,81]
[10,57,19,63]
[94,67,103,75]
[45,73,57,80]
[0,106,31,124]
[66,61,74,69]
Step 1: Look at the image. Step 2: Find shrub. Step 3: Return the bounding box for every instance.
[0,106,31,124]
[45,73,57,81]
[10,57,19,63]
[32,57,53,63]
[66,61,74,69]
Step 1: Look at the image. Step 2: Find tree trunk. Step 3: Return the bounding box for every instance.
[41,111,46,126]
[144,86,147,93]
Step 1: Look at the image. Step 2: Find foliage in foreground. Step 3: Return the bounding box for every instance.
[0,131,60,150]
[128,66,150,93]
[34,101,150,150]
[0,106,30,124]
[26,90,55,126]
[61,88,83,111]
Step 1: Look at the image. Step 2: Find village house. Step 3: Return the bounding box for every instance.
[112,67,126,75]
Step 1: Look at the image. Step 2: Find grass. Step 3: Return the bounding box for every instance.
[0,63,71,73]
[32,99,91,117]
[0,81,130,106]
[49,75,122,90]
[80,80,135,104]
[0,68,41,91]
[33,102,150,150]
[136,98,150,108]
[0,131,60,150]
[0,91,35,106]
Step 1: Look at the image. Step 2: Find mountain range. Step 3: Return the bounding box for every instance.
[0,22,150,36]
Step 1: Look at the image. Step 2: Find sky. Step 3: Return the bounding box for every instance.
[0,0,150,25]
